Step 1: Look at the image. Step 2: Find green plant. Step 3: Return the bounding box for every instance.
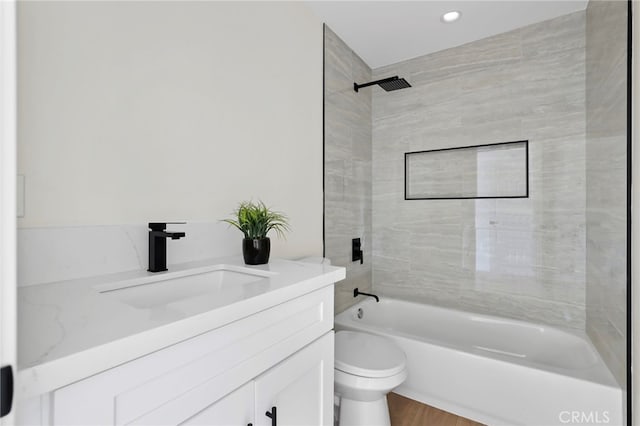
[222,201,290,239]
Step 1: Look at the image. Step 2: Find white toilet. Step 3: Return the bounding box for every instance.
[334,330,407,426]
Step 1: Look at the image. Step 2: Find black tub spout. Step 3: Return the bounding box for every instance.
[353,288,379,303]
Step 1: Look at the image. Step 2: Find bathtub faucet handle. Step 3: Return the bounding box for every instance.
[354,288,379,303]
[352,238,363,264]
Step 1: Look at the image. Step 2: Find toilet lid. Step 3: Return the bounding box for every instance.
[335,331,406,378]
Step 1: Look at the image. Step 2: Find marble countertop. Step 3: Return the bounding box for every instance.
[17,257,345,399]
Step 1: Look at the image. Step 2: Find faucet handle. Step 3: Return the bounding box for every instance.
[148,222,186,231]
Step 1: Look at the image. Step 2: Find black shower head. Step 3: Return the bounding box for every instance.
[354,76,412,93]
[378,77,411,91]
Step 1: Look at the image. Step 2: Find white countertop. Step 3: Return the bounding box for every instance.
[17,257,345,399]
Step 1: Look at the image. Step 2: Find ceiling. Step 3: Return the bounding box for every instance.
[306,1,589,69]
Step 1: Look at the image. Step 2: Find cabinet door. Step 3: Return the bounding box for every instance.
[181,382,254,426]
[254,332,333,426]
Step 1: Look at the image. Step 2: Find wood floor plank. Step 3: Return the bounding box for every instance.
[387,393,485,426]
[456,417,484,426]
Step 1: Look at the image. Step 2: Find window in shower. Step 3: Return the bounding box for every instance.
[404,140,529,200]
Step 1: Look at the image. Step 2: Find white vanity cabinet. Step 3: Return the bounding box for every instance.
[25,286,334,426]
[122,333,333,426]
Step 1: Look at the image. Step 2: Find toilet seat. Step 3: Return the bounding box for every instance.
[335,331,406,378]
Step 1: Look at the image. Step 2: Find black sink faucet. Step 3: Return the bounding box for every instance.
[148,222,186,272]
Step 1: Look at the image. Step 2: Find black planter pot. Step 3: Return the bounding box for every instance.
[242,237,271,265]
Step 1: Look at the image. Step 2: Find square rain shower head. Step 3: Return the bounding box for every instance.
[353,76,412,92]
[378,78,412,91]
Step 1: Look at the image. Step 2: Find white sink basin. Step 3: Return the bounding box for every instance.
[94,265,274,309]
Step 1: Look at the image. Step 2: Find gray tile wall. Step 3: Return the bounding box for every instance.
[585,0,628,388]
[324,26,373,314]
[371,12,587,330]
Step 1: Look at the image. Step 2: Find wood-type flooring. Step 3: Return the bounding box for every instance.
[387,393,485,426]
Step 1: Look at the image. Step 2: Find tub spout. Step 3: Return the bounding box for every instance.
[354,288,379,303]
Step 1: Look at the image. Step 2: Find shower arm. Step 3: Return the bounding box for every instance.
[354,76,399,92]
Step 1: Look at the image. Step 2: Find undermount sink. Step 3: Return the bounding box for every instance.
[94,265,274,309]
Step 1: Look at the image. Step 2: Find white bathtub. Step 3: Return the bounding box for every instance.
[334,298,623,426]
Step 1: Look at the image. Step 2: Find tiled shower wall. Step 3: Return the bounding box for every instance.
[585,0,628,388]
[371,12,587,329]
[324,26,373,314]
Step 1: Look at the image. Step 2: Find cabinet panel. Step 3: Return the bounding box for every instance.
[180,382,253,426]
[15,394,48,426]
[254,332,333,426]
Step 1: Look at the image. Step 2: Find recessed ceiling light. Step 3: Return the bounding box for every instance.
[441,11,461,23]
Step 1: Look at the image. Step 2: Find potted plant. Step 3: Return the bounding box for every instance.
[222,201,290,265]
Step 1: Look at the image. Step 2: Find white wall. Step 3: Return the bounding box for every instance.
[17,1,323,259]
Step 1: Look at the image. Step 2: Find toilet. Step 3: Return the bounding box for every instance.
[334,330,407,426]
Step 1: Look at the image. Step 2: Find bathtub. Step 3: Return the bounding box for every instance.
[334,298,623,426]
